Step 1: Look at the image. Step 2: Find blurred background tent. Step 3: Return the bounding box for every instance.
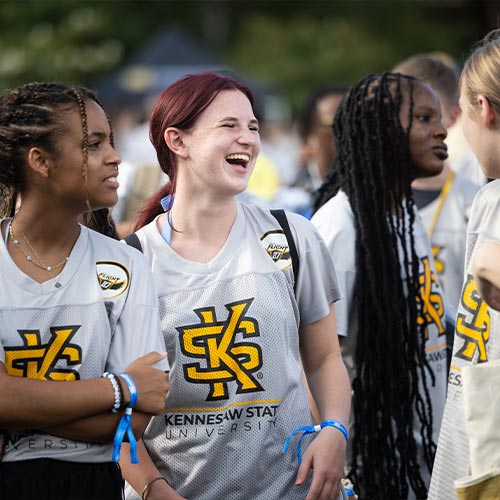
[94,26,229,107]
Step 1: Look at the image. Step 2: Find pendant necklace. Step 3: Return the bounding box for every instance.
[9,221,69,287]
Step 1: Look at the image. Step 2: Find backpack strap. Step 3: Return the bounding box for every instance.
[124,212,300,292]
[124,232,143,253]
[270,209,299,294]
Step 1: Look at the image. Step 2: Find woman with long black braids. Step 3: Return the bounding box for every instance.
[311,72,449,499]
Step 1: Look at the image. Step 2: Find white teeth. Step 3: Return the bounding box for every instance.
[226,154,250,162]
[105,177,117,182]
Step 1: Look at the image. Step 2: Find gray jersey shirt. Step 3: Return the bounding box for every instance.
[429,180,500,500]
[0,224,167,463]
[126,203,342,500]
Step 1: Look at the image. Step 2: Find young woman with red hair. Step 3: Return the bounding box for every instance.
[120,72,351,500]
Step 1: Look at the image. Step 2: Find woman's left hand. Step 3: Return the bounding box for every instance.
[295,425,347,500]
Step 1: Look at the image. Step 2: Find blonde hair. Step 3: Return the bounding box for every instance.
[461,29,500,114]
[393,52,459,108]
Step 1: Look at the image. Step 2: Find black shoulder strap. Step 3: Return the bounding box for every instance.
[124,232,143,253]
[270,208,299,293]
[124,214,299,291]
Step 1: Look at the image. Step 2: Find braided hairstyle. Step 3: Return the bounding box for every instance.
[314,73,436,499]
[0,82,109,219]
[81,209,119,239]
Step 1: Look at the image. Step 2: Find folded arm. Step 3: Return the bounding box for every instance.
[43,410,152,443]
[0,352,169,429]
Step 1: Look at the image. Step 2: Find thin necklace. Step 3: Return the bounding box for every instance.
[9,221,69,272]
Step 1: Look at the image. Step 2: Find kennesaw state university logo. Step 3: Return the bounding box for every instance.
[177,299,263,401]
[455,275,490,363]
[416,256,445,339]
[4,326,82,380]
[96,261,130,298]
[260,229,292,271]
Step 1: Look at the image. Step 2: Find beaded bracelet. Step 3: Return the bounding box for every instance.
[103,372,123,413]
[112,373,138,463]
[114,374,125,410]
[282,419,349,464]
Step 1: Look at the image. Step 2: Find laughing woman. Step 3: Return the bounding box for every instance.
[120,72,351,500]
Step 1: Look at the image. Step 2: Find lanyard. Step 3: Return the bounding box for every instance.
[427,170,455,239]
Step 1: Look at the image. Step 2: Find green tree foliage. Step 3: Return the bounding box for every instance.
[0,0,199,90]
[225,2,480,110]
[0,0,491,112]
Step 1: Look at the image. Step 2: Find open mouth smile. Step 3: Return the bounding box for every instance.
[226,153,250,170]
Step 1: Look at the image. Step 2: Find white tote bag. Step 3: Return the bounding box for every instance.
[455,360,500,499]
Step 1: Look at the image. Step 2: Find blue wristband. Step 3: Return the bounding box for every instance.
[112,373,138,464]
[112,407,138,463]
[321,419,349,441]
[282,419,349,464]
[120,373,138,408]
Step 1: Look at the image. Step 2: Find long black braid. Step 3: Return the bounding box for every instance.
[314,73,436,499]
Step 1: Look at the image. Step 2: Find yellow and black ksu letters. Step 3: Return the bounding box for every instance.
[4,326,82,380]
[417,257,445,338]
[177,299,263,401]
[455,275,490,363]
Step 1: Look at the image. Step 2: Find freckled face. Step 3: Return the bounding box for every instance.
[401,82,448,180]
[178,90,261,199]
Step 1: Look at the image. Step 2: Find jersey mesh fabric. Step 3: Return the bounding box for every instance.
[0,222,167,463]
[418,174,479,311]
[429,181,500,500]
[125,203,342,500]
[152,271,310,499]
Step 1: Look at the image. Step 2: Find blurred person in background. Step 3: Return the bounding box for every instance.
[273,85,347,218]
[296,85,348,192]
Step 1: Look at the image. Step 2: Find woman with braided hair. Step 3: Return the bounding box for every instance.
[0,82,169,500]
[311,72,449,499]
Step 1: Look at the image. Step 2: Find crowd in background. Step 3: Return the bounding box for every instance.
[1,26,500,500]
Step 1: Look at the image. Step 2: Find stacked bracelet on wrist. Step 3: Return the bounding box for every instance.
[103,372,125,413]
[282,419,349,464]
[112,373,138,464]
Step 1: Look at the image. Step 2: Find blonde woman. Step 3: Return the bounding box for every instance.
[429,29,500,499]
